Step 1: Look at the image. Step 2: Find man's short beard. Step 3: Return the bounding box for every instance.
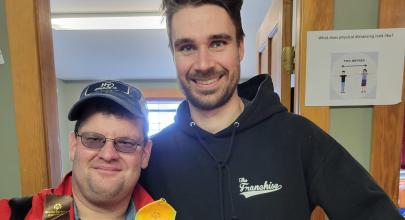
[181,81,237,110]
[179,68,240,111]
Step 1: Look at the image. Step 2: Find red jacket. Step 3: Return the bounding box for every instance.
[0,172,154,220]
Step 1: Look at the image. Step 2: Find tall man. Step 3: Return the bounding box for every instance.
[0,80,175,220]
[141,0,402,219]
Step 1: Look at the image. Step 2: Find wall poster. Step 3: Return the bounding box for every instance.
[306,28,405,106]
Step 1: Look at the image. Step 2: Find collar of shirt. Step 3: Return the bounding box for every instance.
[73,199,135,220]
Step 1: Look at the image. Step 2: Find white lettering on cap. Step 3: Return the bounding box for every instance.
[99,82,115,90]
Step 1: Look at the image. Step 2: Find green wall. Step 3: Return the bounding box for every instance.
[57,79,72,176]
[0,0,21,197]
[330,0,379,170]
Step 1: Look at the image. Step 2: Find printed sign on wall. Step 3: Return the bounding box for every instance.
[306,28,405,106]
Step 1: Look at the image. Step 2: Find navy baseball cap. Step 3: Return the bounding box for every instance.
[68,80,148,121]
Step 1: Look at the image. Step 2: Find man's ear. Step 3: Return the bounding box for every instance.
[238,38,245,61]
[69,132,78,161]
[141,140,152,169]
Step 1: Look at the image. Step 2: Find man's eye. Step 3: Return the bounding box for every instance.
[85,137,103,142]
[118,140,134,145]
[177,44,196,55]
[117,140,138,148]
[211,40,226,49]
[86,137,103,141]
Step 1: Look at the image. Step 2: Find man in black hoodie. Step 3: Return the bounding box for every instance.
[141,0,402,219]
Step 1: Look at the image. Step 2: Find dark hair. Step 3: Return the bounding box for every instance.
[162,0,244,48]
[73,99,149,144]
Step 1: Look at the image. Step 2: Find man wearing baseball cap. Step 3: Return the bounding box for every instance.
[0,80,175,220]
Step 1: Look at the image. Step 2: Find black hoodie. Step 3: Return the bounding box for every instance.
[141,74,401,220]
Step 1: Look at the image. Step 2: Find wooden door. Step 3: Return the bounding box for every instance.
[257,0,293,112]
[5,0,61,193]
[370,0,405,205]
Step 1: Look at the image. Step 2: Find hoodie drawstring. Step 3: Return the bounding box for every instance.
[191,121,239,220]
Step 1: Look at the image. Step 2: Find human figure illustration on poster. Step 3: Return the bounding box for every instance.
[330,52,378,100]
[339,70,348,93]
[361,68,368,93]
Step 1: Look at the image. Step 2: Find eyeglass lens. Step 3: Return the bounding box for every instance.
[78,132,140,153]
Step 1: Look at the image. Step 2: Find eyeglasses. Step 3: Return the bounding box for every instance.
[76,132,143,153]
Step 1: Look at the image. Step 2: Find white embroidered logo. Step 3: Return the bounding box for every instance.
[99,82,115,90]
[239,177,283,198]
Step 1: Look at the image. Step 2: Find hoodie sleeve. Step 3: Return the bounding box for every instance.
[301,120,402,220]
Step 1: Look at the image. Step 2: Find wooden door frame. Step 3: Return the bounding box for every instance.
[258,0,333,219]
[295,1,333,219]
[5,0,61,194]
[256,0,293,112]
[370,0,405,205]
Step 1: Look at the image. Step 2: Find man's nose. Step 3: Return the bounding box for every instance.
[194,47,215,71]
[97,140,120,161]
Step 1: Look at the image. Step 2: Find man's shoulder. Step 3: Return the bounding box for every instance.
[267,111,316,130]
[0,196,33,220]
[258,111,331,143]
[151,123,179,141]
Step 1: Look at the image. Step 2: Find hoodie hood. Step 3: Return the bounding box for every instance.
[174,74,287,136]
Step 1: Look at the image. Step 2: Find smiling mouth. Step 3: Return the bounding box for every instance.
[192,74,224,86]
[93,166,121,173]
[194,78,218,85]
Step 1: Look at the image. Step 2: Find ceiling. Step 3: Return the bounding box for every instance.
[51,0,272,80]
